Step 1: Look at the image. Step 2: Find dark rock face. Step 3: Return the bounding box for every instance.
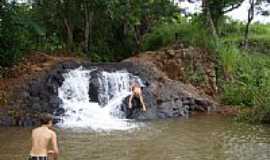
[1,56,216,126]
[0,115,14,127]
[118,58,216,119]
[121,90,158,120]
[0,60,81,126]
[24,61,80,122]
[88,71,100,103]
[82,61,215,120]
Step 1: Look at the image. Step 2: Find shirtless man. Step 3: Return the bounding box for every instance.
[29,114,59,160]
[128,82,147,112]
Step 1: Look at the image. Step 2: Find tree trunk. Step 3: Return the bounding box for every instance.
[63,17,74,51]
[60,0,73,51]
[133,26,141,53]
[202,0,218,40]
[123,0,131,36]
[83,1,93,53]
[133,16,151,53]
[244,0,255,49]
[244,21,251,49]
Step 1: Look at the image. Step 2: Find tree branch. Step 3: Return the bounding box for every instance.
[222,3,242,13]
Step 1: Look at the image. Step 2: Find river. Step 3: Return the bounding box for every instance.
[0,114,270,160]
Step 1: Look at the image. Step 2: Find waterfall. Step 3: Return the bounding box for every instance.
[57,67,143,131]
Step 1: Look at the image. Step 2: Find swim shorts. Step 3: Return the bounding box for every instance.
[28,156,48,160]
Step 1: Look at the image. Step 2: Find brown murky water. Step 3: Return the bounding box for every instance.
[1,114,270,160]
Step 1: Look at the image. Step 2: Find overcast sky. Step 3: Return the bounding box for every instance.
[175,0,270,24]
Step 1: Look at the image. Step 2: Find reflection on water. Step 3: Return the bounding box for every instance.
[0,114,270,160]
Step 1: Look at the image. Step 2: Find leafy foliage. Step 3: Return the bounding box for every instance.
[29,0,178,60]
[0,1,37,66]
[216,20,270,123]
[143,16,216,51]
[0,0,178,65]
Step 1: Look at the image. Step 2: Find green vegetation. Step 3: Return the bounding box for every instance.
[221,20,270,54]
[1,0,270,123]
[0,0,178,66]
[221,51,270,123]
[217,20,270,123]
[143,16,216,51]
[0,2,34,67]
[142,15,270,123]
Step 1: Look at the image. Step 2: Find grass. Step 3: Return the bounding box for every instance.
[220,48,270,123]
[221,21,270,54]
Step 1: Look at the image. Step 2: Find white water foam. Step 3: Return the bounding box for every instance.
[57,67,143,131]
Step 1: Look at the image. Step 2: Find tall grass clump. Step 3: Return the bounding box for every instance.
[216,43,240,80]
[220,49,270,123]
[214,19,270,123]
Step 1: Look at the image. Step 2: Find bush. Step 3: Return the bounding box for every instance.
[142,22,181,51]
[142,17,216,51]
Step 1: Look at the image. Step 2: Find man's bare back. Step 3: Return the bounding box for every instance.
[132,85,142,96]
[29,114,59,160]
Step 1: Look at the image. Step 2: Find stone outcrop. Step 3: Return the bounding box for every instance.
[0,45,217,126]
[0,54,83,126]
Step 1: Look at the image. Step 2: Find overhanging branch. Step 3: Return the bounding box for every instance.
[222,3,242,13]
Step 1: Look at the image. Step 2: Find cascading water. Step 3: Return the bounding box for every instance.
[57,67,143,131]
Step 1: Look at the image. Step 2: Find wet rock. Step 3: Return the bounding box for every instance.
[0,115,14,126]
[88,71,100,103]
[32,103,42,112]
[54,107,65,116]
[60,60,81,70]
[21,91,30,98]
[22,116,33,127]
[29,82,41,97]
[121,96,142,119]
[49,96,63,109]
[121,94,157,120]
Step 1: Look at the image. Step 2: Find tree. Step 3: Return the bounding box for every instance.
[200,0,245,37]
[243,0,268,49]
[106,0,178,52]
[31,0,178,55]
[202,0,218,39]
[1,0,178,64]
[0,1,37,66]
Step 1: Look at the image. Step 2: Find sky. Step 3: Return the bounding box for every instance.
[175,0,270,24]
[226,0,270,23]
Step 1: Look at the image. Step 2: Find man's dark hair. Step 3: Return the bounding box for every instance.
[40,113,53,125]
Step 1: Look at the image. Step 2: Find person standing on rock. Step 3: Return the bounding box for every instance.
[129,82,147,112]
[29,113,59,160]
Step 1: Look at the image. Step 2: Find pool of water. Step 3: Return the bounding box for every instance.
[1,114,270,160]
